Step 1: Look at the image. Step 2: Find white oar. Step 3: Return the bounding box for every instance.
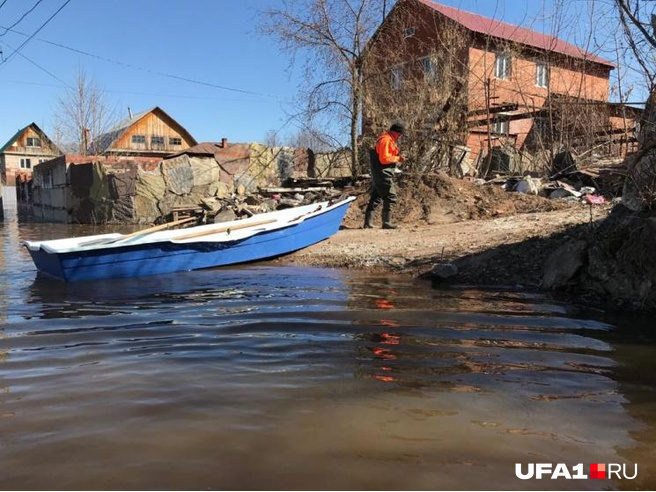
[78,216,197,247]
[174,218,278,241]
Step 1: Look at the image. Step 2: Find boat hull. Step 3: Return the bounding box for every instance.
[28,200,351,282]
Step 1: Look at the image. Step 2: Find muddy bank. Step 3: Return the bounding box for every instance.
[550,206,656,312]
[282,203,609,284]
[342,172,571,228]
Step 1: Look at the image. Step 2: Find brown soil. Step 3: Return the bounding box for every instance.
[281,197,611,288]
[342,172,571,228]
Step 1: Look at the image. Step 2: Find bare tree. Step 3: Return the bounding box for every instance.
[615,0,656,88]
[362,3,470,175]
[260,0,385,177]
[263,129,281,148]
[612,0,656,210]
[52,67,117,155]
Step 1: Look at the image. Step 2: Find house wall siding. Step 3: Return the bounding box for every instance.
[1,125,61,185]
[111,112,195,154]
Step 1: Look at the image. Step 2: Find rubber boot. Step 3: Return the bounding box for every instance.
[363,204,375,229]
[382,203,397,229]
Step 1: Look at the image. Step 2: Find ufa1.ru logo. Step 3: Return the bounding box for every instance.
[515,463,637,480]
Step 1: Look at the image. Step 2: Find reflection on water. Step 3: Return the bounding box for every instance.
[1,213,656,490]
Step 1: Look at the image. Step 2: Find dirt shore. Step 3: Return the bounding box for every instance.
[281,202,611,287]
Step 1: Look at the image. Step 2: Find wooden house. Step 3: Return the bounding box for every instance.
[88,106,198,157]
[0,123,62,185]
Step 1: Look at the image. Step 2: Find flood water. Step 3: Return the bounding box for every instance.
[1,205,656,490]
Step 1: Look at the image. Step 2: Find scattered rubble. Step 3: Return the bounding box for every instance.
[196,177,349,224]
[470,154,625,208]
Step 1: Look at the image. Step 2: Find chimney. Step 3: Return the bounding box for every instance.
[220,137,228,148]
[127,106,133,119]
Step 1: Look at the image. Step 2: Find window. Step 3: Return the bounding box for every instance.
[421,56,438,84]
[151,136,165,146]
[493,119,509,135]
[20,158,32,169]
[131,135,146,144]
[494,53,511,80]
[535,62,549,88]
[391,67,404,90]
[403,27,416,38]
[26,137,41,147]
[169,137,182,146]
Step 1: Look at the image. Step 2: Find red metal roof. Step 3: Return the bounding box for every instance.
[417,0,614,68]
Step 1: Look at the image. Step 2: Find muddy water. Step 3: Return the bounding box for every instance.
[1,211,655,490]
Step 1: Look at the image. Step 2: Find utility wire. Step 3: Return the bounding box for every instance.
[1,39,71,87]
[0,0,10,12]
[0,0,70,67]
[0,0,44,38]
[0,76,286,104]
[0,22,285,100]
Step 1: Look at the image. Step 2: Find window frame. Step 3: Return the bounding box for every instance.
[151,136,165,146]
[421,55,439,84]
[26,137,41,147]
[131,134,146,144]
[535,62,549,88]
[169,137,182,146]
[391,66,404,90]
[493,119,509,135]
[494,53,512,80]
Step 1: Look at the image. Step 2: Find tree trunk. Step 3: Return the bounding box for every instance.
[350,69,362,178]
[622,88,656,211]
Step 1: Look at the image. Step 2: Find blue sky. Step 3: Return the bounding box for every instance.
[0,0,629,147]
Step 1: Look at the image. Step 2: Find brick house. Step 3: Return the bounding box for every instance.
[362,0,636,170]
[0,123,62,185]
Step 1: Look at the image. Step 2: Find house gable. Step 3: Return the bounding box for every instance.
[0,123,62,156]
[90,107,197,156]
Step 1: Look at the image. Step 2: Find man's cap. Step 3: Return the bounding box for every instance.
[390,121,405,134]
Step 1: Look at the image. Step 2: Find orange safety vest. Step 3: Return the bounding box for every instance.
[375,131,401,166]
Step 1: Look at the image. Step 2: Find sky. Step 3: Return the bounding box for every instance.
[0,0,631,148]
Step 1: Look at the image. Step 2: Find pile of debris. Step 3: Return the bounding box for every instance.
[476,151,629,206]
[192,177,352,224]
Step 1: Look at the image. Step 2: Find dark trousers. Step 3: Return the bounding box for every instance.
[364,163,397,228]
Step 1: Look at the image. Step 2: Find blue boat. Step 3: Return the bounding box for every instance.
[24,197,355,282]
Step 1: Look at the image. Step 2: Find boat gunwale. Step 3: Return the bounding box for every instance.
[24,197,355,255]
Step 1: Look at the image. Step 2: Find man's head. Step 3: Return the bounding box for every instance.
[389,121,405,139]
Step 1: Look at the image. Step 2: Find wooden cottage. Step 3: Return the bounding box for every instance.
[0,123,62,185]
[88,106,198,157]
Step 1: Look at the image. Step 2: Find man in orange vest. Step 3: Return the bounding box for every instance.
[364,121,406,229]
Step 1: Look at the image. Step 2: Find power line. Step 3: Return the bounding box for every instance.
[0,77,287,104]
[0,0,45,38]
[1,39,70,87]
[0,22,286,100]
[0,0,70,67]
[0,0,10,12]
